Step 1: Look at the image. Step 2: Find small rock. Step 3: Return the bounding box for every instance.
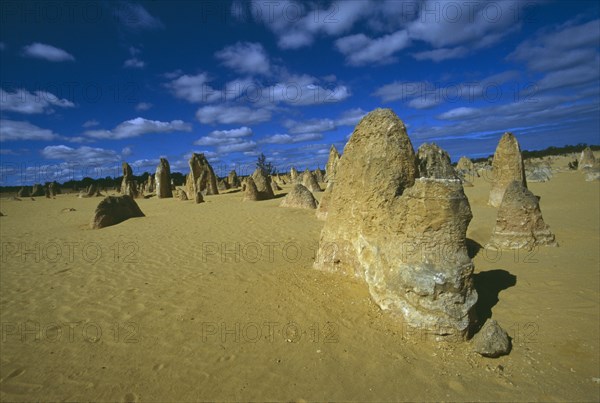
[90,195,145,229]
[584,167,600,181]
[302,169,322,192]
[280,184,319,209]
[251,168,275,200]
[228,170,241,188]
[578,147,596,170]
[472,319,511,358]
[243,177,261,201]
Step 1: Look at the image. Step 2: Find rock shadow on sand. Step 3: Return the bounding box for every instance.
[466,238,482,259]
[473,269,517,328]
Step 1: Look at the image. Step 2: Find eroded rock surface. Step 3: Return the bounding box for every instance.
[487,180,557,250]
[156,158,173,198]
[91,195,144,229]
[488,132,527,207]
[314,109,477,339]
[121,162,139,198]
[185,153,219,198]
[280,184,318,209]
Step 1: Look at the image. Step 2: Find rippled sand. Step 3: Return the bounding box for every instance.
[1,157,598,402]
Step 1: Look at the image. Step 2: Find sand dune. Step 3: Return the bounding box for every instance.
[0,157,598,401]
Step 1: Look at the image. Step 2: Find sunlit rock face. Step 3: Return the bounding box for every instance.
[185,153,219,198]
[487,180,558,250]
[314,109,477,339]
[121,162,139,198]
[156,158,173,198]
[488,132,527,207]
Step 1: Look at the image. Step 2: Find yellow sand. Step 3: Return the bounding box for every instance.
[0,157,598,402]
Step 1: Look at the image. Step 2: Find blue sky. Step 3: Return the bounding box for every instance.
[0,0,599,185]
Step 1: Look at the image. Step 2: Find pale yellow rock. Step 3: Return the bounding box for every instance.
[488,132,527,207]
[314,108,476,339]
[487,180,557,250]
[185,153,219,198]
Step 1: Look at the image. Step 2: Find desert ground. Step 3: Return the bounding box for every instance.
[0,155,598,402]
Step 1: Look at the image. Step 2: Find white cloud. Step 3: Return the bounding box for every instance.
[42,145,120,165]
[216,140,257,153]
[437,107,479,120]
[130,158,160,170]
[263,74,351,106]
[407,0,525,50]
[507,17,600,96]
[113,2,164,31]
[194,136,227,147]
[413,93,599,142]
[0,88,75,114]
[194,127,252,145]
[65,136,93,144]
[166,72,219,103]
[82,119,99,128]
[195,105,272,125]
[129,46,141,55]
[21,43,75,62]
[335,30,410,65]
[536,61,600,91]
[84,117,192,140]
[243,0,526,63]
[412,46,468,62]
[163,69,184,79]
[508,19,600,72]
[124,57,145,68]
[123,46,146,69]
[121,146,133,156]
[184,150,219,161]
[135,102,153,111]
[373,80,435,103]
[373,71,520,108]
[207,127,253,138]
[250,0,371,49]
[0,120,60,142]
[193,127,256,155]
[215,42,270,75]
[167,71,350,107]
[261,132,322,144]
[284,118,335,134]
[335,108,368,126]
[407,95,443,109]
[263,109,367,146]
